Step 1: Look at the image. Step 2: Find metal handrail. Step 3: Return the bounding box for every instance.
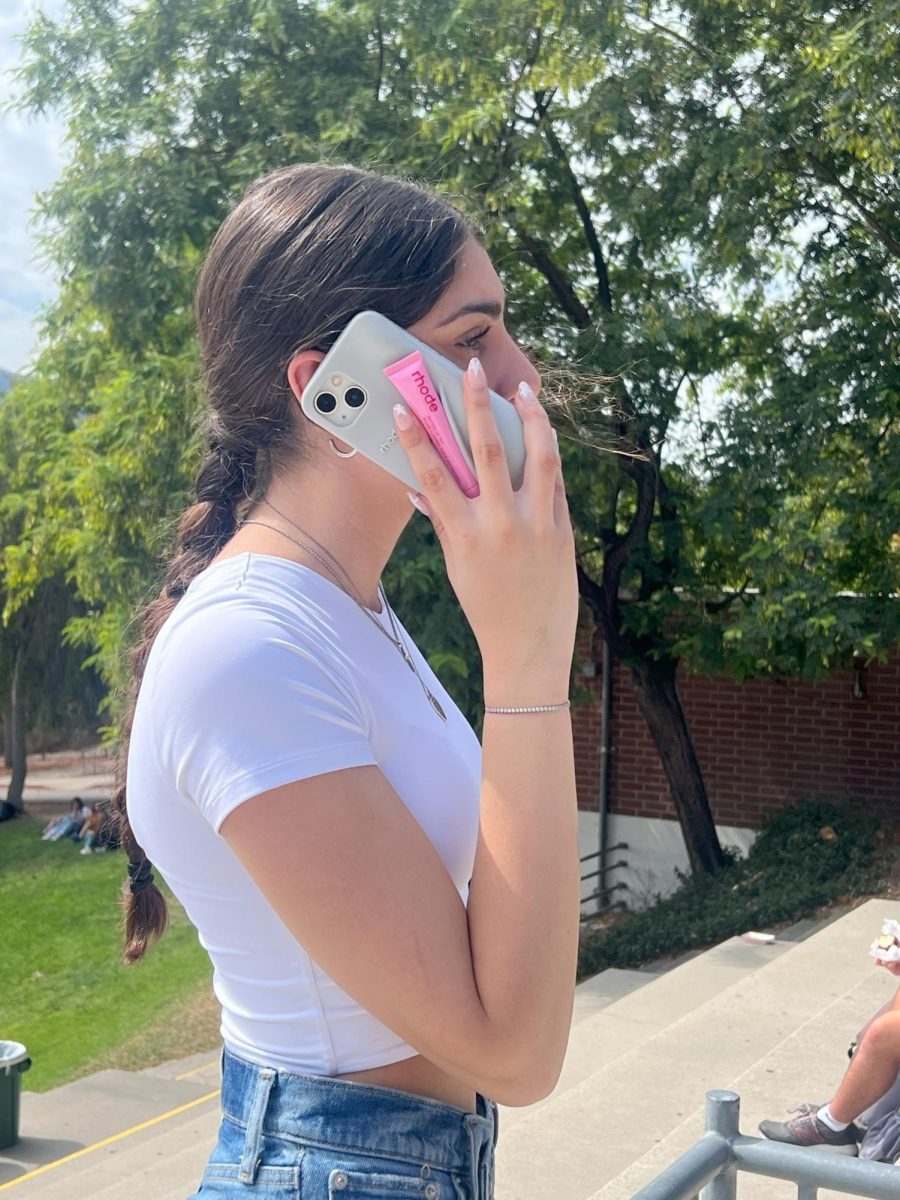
[581,860,627,884]
[580,842,629,920]
[580,841,628,863]
[633,1091,900,1200]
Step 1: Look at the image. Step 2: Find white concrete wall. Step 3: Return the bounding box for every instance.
[579,810,758,913]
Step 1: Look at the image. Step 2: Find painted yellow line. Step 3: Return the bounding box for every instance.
[0,1088,220,1192]
[175,1060,220,1081]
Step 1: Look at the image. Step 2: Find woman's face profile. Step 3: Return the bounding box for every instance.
[409,239,541,403]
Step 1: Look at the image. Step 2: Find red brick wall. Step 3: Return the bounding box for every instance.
[572,629,900,829]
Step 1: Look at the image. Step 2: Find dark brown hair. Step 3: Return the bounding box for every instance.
[115,162,478,962]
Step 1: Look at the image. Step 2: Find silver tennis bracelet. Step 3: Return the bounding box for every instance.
[483,701,571,715]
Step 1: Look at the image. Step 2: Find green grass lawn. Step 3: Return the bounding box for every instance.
[0,815,218,1093]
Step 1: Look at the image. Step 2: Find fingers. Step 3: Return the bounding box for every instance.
[393,403,465,538]
[396,360,572,544]
[552,431,572,531]
[463,357,514,507]
[512,381,568,528]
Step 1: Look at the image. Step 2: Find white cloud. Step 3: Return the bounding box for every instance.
[0,0,69,373]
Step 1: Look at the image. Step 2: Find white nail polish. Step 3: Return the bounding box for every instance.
[467,357,485,384]
[393,403,413,431]
[517,380,536,403]
[407,490,429,515]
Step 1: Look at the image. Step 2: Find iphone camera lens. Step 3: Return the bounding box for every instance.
[345,387,366,409]
[315,392,337,413]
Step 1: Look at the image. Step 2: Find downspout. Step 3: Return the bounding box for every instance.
[598,638,612,905]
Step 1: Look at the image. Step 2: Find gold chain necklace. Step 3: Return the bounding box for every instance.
[240,509,447,722]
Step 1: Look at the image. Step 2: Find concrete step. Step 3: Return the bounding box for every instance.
[499,931,791,1137]
[1,1070,219,1190]
[571,968,659,1026]
[1,1100,220,1199]
[589,902,898,1200]
[0,904,853,1198]
[496,897,893,1200]
[140,1050,221,1090]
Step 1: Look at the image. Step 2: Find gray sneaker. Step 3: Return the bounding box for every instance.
[759,1106,860,1147]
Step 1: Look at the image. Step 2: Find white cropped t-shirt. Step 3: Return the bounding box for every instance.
[127,552,482,1076]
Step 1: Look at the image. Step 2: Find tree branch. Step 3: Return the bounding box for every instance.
[640,17,748,118]
[374,12,385,103]
[533,89,613,313]
[603,454,658,604]
[640,16,900,260]
[704,577,753,615]
[514,224,593,329]
[492,26,546,181]
[787,147,900,260]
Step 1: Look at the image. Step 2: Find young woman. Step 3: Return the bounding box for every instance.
[42,796,90,841]
[120,162,580,1200]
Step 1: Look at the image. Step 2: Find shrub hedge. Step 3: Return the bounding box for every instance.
[577,799,885,981]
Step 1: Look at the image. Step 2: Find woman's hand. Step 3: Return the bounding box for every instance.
[394,358,577,704]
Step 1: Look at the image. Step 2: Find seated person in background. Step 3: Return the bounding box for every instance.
[761,950,900,1147]
[42,797,91,841]
[78,807,106,855]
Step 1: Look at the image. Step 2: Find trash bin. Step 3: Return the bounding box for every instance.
[0,1042,31,1150]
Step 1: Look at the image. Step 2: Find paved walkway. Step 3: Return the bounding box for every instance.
[1,749,115,809]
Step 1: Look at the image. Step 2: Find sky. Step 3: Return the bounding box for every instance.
[0,0,68,376]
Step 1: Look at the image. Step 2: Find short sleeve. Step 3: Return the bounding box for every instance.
[161,615,377,833]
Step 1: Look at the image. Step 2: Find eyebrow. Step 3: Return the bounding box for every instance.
[436,300,504,327]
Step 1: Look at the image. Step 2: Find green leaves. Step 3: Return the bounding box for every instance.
[5,0,898,743]
[579,798,881,974]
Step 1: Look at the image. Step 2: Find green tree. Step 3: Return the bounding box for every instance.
[10,0,898,868]
[0,377,104,810]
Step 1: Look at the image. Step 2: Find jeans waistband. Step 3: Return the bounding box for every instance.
[221,1048,498,1189]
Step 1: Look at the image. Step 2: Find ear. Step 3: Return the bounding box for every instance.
[286,349,325,406]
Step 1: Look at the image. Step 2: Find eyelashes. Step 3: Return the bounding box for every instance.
[458,326,491,350]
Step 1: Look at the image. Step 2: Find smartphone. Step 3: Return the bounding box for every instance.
[299,310,526,495]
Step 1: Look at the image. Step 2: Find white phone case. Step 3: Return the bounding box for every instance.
[299,310,526,493]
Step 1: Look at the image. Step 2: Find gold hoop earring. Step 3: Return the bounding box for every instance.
[329,438,357,459]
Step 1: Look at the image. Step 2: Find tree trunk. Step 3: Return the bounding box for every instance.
[628,655,726,875]
[3,712,11,769]
[7,642,27,814]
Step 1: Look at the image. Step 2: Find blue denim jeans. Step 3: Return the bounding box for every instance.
[189,1049,499,1199]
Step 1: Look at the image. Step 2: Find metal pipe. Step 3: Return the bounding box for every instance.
[631,1135,731,1200]
[702,1092,739,1200]
[734,1137,900,1198]
[598,638,612,907]
[635,1091,900,1200]
[580,863,628,884]
[579,841,628,863]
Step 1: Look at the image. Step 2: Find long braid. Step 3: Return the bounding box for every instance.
[115,437,257,963]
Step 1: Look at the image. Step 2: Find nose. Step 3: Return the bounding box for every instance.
[495,331,541,401]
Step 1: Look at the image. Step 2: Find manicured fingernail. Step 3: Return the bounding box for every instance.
[393,403,412,431]
[467,356,485,385]
[407,490,429,516]
[552,429,559,449]
[517,380,536,404]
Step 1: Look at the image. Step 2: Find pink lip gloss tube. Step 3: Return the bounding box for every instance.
[384,351,480,498]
